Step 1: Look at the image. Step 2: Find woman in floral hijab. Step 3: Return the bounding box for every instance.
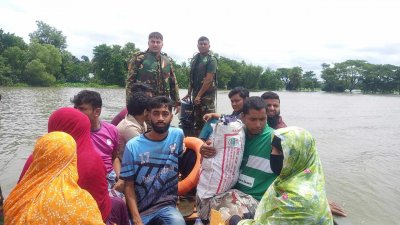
[238,126,333,225]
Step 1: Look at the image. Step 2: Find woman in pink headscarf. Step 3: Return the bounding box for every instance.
[19,107,129,225]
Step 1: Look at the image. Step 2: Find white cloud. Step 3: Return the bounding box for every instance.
[1,0,400,74]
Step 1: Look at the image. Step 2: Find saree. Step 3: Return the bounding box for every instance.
[18,107,111,221]
[239,126,333,225]
[4,132,105,225]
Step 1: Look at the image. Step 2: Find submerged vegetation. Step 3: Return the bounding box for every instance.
[1,21,399,94]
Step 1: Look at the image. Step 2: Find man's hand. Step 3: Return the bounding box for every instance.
[182,94,190,101]
[329,200,347,217]
[200,140,217,158]
[203,113,220,122]
[113,180,125,193]
[194,96,201,105]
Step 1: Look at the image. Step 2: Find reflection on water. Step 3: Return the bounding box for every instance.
[1,87,399,225]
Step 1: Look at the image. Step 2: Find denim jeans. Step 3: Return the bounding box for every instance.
[141,206,185,225]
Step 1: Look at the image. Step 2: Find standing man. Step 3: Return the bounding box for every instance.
[182,36,218,135]
[126,32,180,114]
[120,96,185,225]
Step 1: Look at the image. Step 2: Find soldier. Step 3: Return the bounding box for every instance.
[126,32,180,114]
[182,36,218,135]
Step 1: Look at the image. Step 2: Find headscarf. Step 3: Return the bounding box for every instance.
[239,126,333,225]
[18,107,111,221]
[4,132,105,225]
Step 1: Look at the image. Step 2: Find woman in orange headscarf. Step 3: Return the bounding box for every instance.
[4,131,105,225]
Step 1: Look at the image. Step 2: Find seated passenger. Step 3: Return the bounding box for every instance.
[236,127,334,225]
[199,86,249,141]
[18,108,129,225]
[117,92,150,155]
[5,132,105,225]
[71,90,120,189]
[120,96,185,225]
[111,83,153,126]
[198,97,275,222]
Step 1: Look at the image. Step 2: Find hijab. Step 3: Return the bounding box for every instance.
[5,132,105,225]
[239,126,333,225]
[18,107,111,221]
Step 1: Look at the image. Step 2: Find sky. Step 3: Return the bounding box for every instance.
[1,0,400,74]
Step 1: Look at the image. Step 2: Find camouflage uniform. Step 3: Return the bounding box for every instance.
[190,52,218,132]
[126,50,180,104]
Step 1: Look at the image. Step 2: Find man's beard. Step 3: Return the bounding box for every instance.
[151,121,171,134]
[267,112,280,129]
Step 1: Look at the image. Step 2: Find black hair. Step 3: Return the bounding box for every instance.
[130,83,153,96]
[261,91,280,102]
[127,92,150,116]
[198,36,210,43]
[229,87,249,99]
[149,32,163,40]
[148,96,173,112]
[242,96,266,115]
[71,90,102,108]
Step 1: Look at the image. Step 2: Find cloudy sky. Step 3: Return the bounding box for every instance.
[1,0,399,74]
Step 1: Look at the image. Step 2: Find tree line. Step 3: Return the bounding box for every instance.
[1,21,399,94]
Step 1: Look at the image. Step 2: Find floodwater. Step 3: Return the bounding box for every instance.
[1,87,399,225]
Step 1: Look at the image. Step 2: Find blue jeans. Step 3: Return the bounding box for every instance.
[141,206,185,225]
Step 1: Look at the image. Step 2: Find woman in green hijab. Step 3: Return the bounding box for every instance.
[238,126,333,225]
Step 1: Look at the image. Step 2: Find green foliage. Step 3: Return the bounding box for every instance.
[29,21,67,50]
[259,68,283,90]
[0,56,13,85]
[217,57,235,89]
[302,71,319,90]
[24,59,56,86]
[361,63,399,94]
[174,61,189,89]
[92,44,126,86]
[277,67,302,90]
[61,51,91,83]
[321,63,346,92]
[3,46,29,83]
[0,29,28,53]
[28,42,62,79]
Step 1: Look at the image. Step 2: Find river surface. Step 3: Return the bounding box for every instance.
[1,87,399,224]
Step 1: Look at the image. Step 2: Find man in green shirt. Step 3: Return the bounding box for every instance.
[182,36,218,135]
[199,97,276,219]
[126,32,180,114]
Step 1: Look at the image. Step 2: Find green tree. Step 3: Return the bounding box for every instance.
[0,29,28,53]
[174,61,189,89]
[0,56,13,85]
[121,42,140,68]
[259,68,283,90]
[217,58,235,89]
[361,63,398,93]
[29,21,67,50]
[241,64,263,90]
[2,46,29,83]
[92,44,126,86]
[277,67,303,90]
[61,51,91,82]
[24,59,56,86]
[302,71,319,90]
[321,63,346,92]
[337,60,366,92]
[28,42,62,80]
